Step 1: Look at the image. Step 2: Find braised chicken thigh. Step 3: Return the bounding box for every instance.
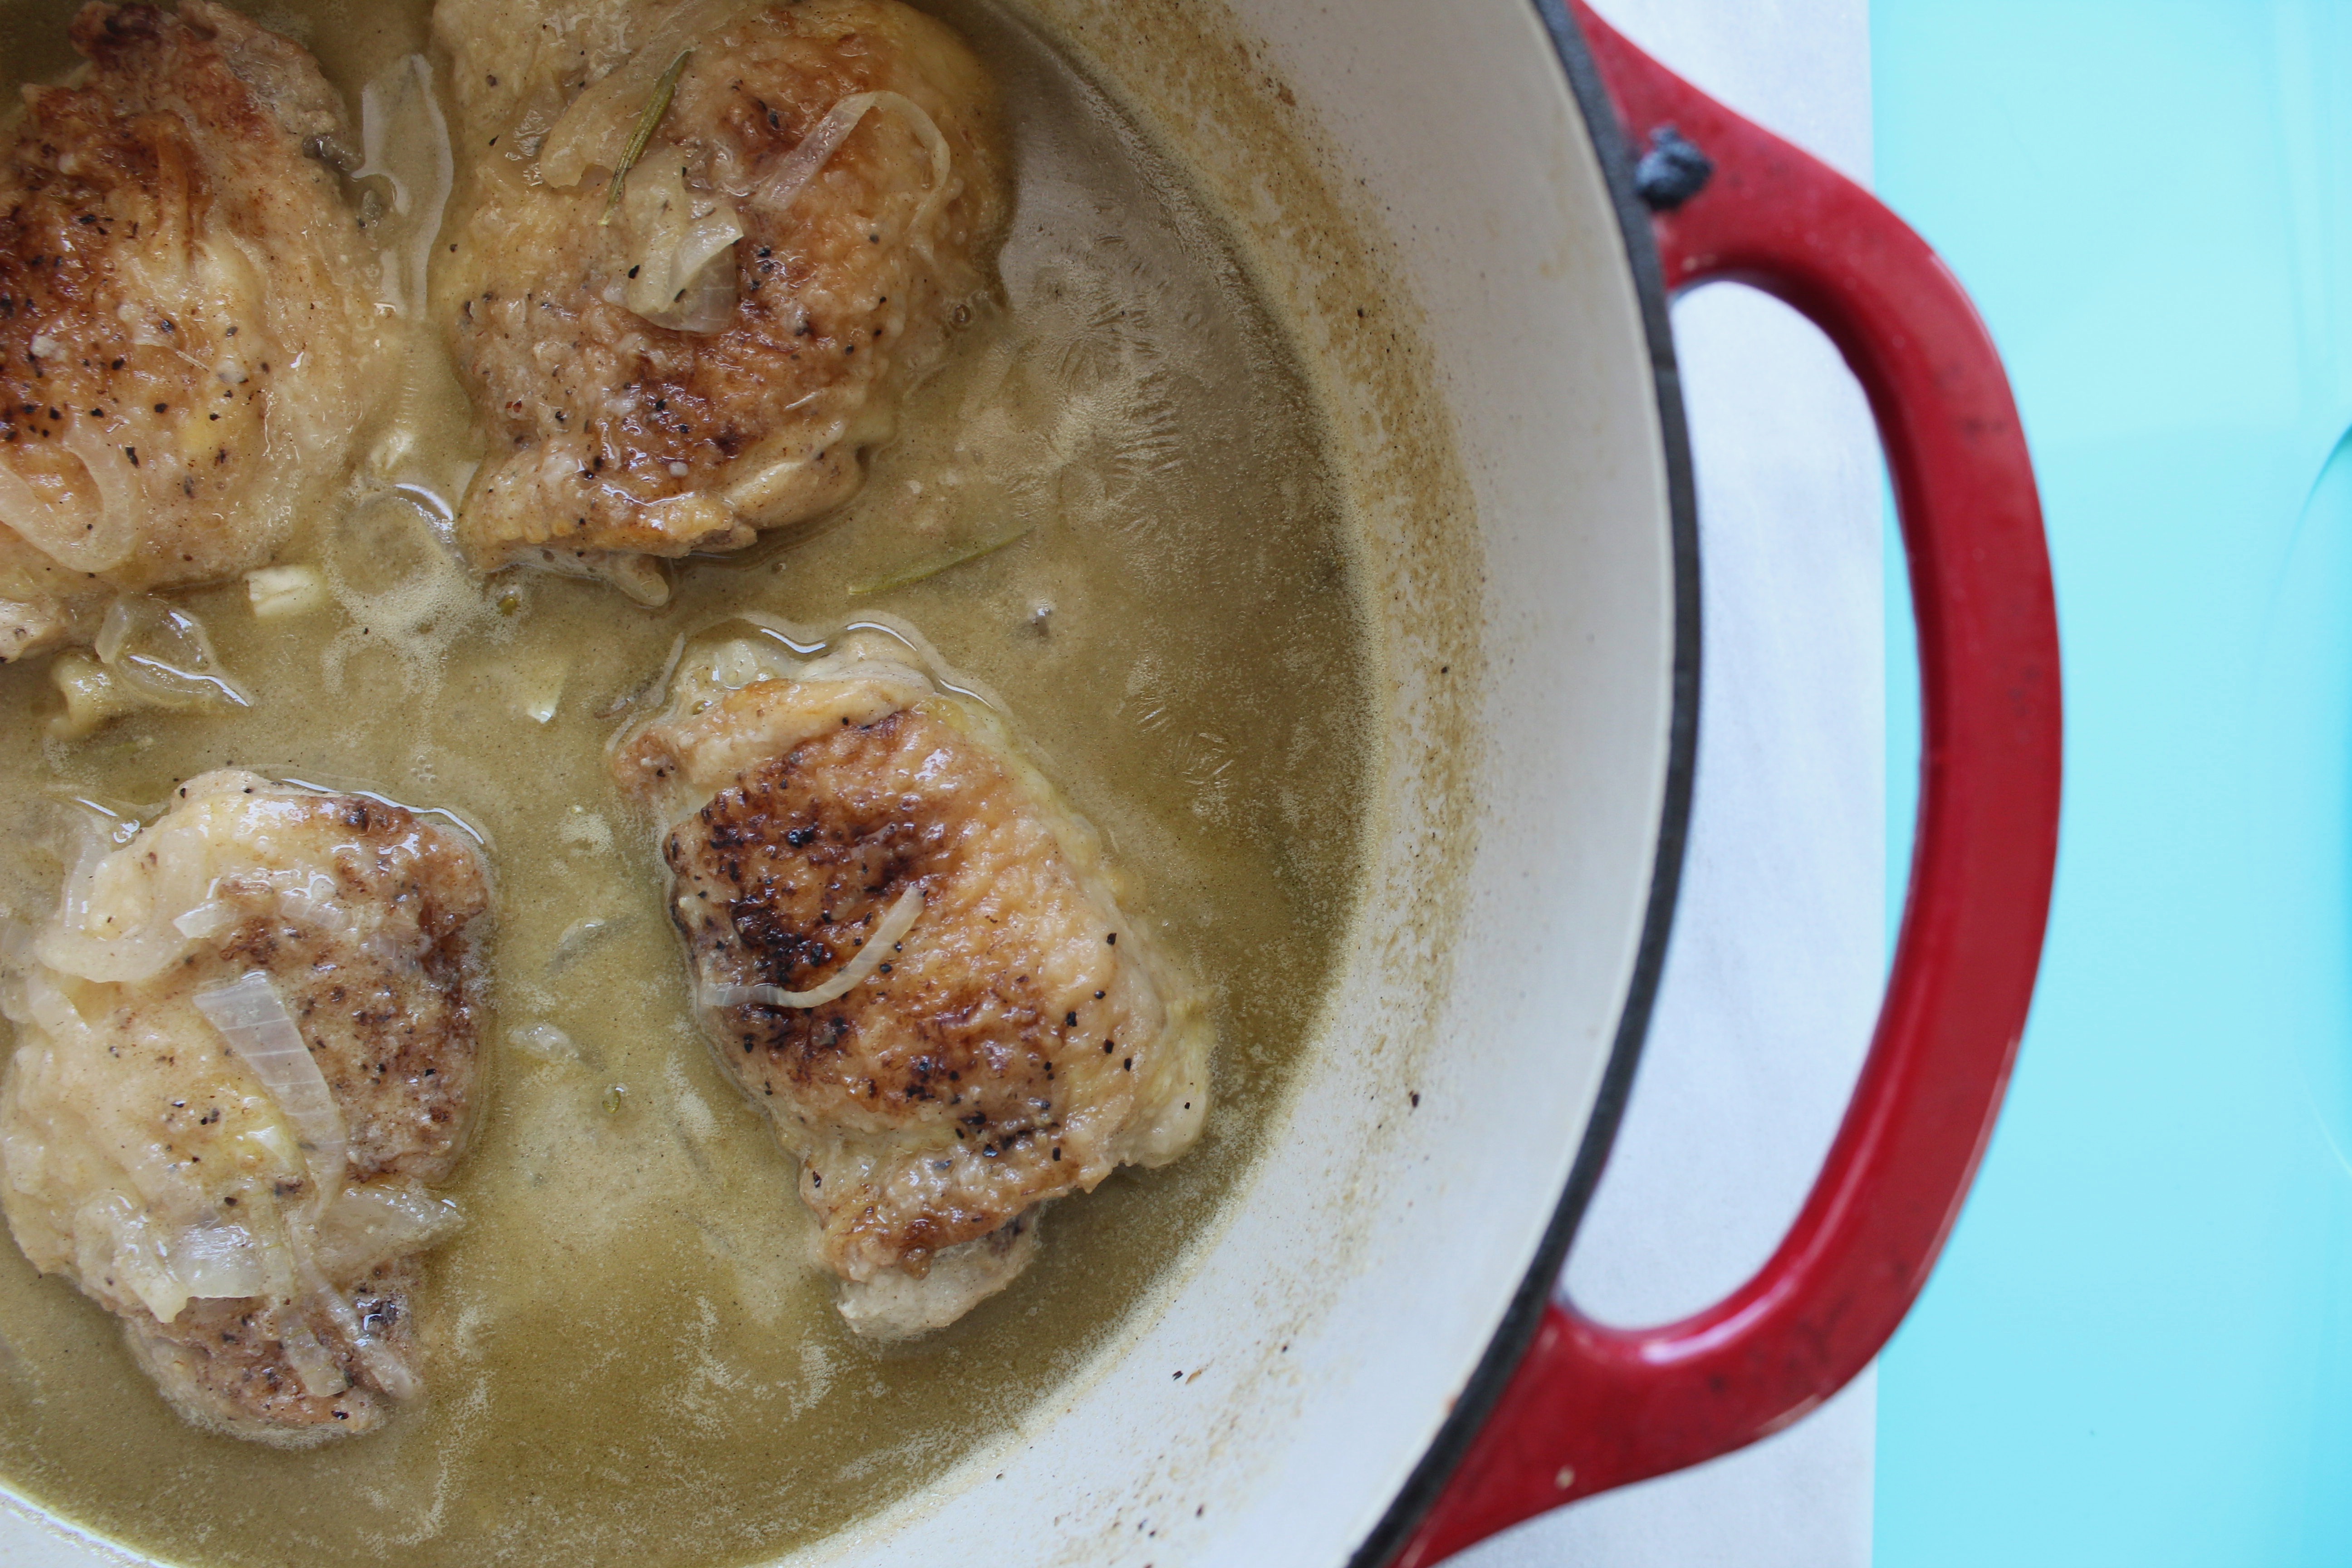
[0,772,490,1443]
[433,0,1008,602]
[614,633,1209,1337]
[0,2,382,662]
[0,0,1362,1549]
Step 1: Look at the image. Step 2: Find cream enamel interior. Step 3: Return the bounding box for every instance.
[0,0,1679,1562]
[773,3,1676,1562]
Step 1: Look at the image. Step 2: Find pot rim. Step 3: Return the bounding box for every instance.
[1347,2,1702,1561]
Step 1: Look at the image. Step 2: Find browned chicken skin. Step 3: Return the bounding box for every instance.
[0,2,381,661]
[434,0,1009,602]
[615,633,1209,1337]
[0,772,490,1443]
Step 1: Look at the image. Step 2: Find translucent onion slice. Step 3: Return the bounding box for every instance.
[539,0,755,189]
[275,1309,348,1399]
[94,595,253,711]
[81,1193,187,1322]
[619,157,744,334]
[311,1181,461,1280]
[643,228,740,333]
[288,1224,416,1401]
[172,899,237,940]
[166,1222,270,1302]
[51,416,140,571]
[275,872,356,935]
[37,827,205,985]
[750,90,951,245]
[352,1328,419,1401]
[353,54,456,317]
[0,460,107,573]
[194,972,348,1195]
[172,872,354,942]
[704,883,921,1009]
[54,830,102,936]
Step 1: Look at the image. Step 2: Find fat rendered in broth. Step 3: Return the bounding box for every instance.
[0,0,1370,1562]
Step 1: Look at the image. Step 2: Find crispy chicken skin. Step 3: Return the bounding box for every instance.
[613,633,1209,1337]
[0,3,381,662]
[432,0,1008,602]
[0,772,490,1444]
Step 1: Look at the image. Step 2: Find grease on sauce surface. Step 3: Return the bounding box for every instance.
[0,0,1371,1562]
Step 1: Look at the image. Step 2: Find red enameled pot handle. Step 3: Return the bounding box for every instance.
[1390,6,2062,1564]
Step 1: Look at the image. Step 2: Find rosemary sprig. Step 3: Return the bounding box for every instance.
[849,525,1034,597]
[602,49,692,225]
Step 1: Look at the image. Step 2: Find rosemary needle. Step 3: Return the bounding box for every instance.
[849,525,1034,597]
[602,49,693,226]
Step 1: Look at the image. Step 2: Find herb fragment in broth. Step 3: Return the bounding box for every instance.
[0,0,1370,1563]
[601,48,692,225]
[848,521,1031,596]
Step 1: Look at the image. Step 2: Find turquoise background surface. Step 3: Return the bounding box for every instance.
[1873,3,2352,1563]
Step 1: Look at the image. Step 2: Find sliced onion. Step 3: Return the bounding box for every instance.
[311,1181,461,1280]
[352,54,455,317]
[275,872,355,935]
[285,1222,416,1400]
[645,231,740,333]
[54,830,102,934]
[750,90,951,246]
[95,596,252,710]
[750,92,876,215]
[350,1330,418,1401]
[0,458,114,573]
[36,826,204,985]
[275,1309,348,1399]
[619,157,743,334]
[173,899,237,940]
[194,972,347,1196]
[78,1193,185,1322]
[169,871,351,943]
[54,416,141,571]
[166,1222,270,1301]
[703,883,921,1009]
[539,0,755,189]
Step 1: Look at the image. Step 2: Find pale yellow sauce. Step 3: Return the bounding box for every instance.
[0,0,1370,1563]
